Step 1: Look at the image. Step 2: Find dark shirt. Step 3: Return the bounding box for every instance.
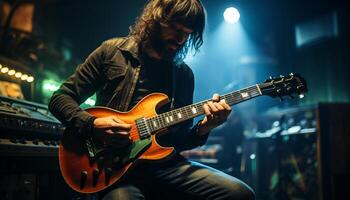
[48,37,209,152]
[129,54,173,109]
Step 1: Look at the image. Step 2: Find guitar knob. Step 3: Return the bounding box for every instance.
[80,171,88,189]
[105,168,112,185]
[93,169,100,187]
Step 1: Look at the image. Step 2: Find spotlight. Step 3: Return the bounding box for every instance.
[27,76,34,83]
[250,154,256,160]
[8,70,16,76]
[21,74,29,81]
[15,72,22,78]
[224,7,240,24]
[1,67,9,73]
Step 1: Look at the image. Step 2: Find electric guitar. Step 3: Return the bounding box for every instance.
[59,73,307,193]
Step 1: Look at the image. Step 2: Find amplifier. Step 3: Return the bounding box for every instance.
[242,103,350,200]
[0,95,64,157]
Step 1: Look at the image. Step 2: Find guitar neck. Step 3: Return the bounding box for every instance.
[146,84,263,132]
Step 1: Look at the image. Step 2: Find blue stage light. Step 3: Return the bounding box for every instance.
[224,7,240,24]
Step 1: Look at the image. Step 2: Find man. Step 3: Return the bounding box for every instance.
[49,0,255,199]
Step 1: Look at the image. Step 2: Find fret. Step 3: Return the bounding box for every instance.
[152,120,158,128]
[256,84,262,95]
[165,116,170,123]
[177,112,183,119]
[191,106,198,114]
[156,115,164,129]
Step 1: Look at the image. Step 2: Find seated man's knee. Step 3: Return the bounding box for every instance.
[226,181,255,200]
[102,185,145,200]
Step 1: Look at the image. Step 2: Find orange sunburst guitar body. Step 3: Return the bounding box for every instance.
[59,93,174,193]
[58,74,308,194]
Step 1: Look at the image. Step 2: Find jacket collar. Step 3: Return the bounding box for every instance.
[117,36,142,61]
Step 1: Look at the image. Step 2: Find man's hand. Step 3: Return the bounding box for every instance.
[93,116,132,147]
[198,94,232,136]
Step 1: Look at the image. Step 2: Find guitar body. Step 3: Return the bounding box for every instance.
[59,93,175,193]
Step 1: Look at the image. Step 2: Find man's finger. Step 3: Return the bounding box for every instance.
[111,116,128,124]
[203,103,212,116]
[212,93,220,102]
[220,99,232,111]
[107,130,130,137]
[213,102,225,111]
[207,101,219,112]
[117,123,132,130]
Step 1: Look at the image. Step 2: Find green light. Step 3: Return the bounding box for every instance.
[43,83,59,91]
[84,98,96,106]
[80,94,97,108]
[42,80,60,96]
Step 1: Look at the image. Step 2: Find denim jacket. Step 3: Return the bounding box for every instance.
[48,37,208,152]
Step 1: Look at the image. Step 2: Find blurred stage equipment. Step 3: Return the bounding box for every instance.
[0,0,35,59]
[0,57,35,100]
[0,81,24,99]
[241,103,350,200]
[0,95,66,200]
[0,0,34,33]
[295,12,338,48]
[181,136,223,166]
[181,114,245,178]
[0,95,64,157]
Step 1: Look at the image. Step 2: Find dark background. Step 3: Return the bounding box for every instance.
[0,1,349,200]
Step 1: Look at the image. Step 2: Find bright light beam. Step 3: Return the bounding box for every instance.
[224,7,240,24]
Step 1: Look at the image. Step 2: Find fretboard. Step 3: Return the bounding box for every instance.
[145,84,262,132]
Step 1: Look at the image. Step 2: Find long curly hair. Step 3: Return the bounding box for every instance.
[129,0,206,61]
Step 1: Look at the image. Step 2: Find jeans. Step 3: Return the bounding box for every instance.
[101,155,255,200]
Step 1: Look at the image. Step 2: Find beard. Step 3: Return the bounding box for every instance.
[148,35,183,61]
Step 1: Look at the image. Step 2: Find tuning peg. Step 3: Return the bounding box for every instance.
[280,75,284,78]
[299,94,305,99]
[289,72,294,76]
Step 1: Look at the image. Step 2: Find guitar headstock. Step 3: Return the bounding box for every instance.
[259,73,308,100]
